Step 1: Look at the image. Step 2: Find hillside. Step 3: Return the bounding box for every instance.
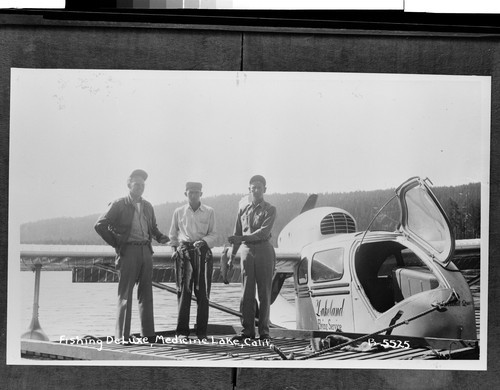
[20,183,481,246]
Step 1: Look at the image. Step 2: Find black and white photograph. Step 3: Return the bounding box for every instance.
[7,69,489,369]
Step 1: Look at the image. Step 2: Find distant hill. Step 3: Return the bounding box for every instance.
[20,183,480,246]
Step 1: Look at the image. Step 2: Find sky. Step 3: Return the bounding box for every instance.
[9,69,490,225]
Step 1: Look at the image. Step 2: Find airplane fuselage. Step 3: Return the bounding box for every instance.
[292,231,476,339]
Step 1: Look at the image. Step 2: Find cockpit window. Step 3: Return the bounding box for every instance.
[311,248,344,283]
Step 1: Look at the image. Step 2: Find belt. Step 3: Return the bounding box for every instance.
[244,240,269,246]
[127,241,150,246]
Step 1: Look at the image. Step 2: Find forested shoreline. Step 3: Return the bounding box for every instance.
[20,183,480,246]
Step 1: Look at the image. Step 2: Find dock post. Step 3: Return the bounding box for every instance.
[21,263,49,341]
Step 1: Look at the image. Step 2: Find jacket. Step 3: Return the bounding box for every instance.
[94,195,167,255]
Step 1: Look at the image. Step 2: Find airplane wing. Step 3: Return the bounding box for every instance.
[20,244,173,270]
[19,244,301,283]
[19,238,479,283]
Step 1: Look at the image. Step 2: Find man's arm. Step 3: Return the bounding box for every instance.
[228,209,243,254]
[199,208,217,248]
[168,208,180,249]
[150,208,169,244]
[241,205,277,242]
[94,201,120,248]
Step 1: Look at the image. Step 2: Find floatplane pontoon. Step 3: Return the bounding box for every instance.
[20,177,480,361]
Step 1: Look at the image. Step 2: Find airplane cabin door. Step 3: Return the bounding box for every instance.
[296,247,354,332]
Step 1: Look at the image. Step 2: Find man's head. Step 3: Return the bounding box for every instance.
[185,182,203,208]
[249,175,266,204]
[128,169,148,200]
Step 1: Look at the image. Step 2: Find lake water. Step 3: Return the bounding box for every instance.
[20,271,296,341]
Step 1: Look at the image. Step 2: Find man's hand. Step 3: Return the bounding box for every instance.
[228,235,243,245]
[177,245,191,260]
[194,240,206,248]
[158,236,170,244]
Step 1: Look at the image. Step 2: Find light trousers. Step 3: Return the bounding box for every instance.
[240,242,275,338]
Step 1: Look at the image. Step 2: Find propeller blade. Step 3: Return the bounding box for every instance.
[300,194,318,214]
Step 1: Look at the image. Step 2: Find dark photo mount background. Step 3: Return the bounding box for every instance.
[0,8,499,389]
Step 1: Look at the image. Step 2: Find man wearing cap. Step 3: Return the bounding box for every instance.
[228,175,276,342]
[169,182,217,340]
[94,169,169,344]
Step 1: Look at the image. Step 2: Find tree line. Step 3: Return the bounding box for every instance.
[20,182,480,246]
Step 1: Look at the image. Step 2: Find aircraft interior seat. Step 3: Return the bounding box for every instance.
[392,267,439,302]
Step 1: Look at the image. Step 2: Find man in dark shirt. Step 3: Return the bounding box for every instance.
[228,175,276,342]
[94,169,169,344]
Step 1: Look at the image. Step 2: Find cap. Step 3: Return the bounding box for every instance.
[249,175,266,186]
[186,182,202,191]
[129,169,148,181]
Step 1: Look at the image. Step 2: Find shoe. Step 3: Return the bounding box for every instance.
[197,335,208,342]
[231,334,254,342]
[259,335,272,343]
[176,334,189,342]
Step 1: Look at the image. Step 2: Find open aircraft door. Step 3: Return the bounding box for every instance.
[396,176,455,265]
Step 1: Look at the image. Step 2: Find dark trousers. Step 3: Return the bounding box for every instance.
[175,245,213,338]
[115,244,155,340]
[240,241,276,338]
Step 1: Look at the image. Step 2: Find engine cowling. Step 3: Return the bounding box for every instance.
[277,207,357,252]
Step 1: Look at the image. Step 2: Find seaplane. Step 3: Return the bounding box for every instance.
[19,176,480,361]
[269,176,478,341]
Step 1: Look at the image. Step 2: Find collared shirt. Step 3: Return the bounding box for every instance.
[127,197,149,242]
[169,203,217,248]
[234,200,277,243]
